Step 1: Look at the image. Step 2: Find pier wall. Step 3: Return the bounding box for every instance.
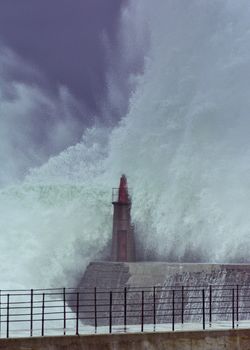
[78,262,250,289]
[1,329,250,350]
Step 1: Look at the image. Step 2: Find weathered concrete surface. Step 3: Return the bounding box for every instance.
[1,329,250,350]
[78,262,250,289]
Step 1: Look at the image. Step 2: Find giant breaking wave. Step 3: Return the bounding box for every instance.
[1,0,250,289]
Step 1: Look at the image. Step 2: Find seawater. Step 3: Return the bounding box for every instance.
[1,0,250,289]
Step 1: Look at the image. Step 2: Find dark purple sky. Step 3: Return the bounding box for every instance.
[0,0,147,184]
[0,0,127,119]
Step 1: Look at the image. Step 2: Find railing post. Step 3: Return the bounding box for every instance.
[41,293,45,336]
[63,288,66,335]
[141,291,144,332]
[153,286,156,328]
[181,286,184,324]
[30,289,33,337]
[209,285,212,326]
[94,287,97,332]
[232,288,235,329]
[0,290,1,336]
[236,285,239,326]
[109,291,112,334]
[172,290,175,331]
[6,294,9,339]
[202,289,205,330]
[124,287,127,332]
[76,292,79,335]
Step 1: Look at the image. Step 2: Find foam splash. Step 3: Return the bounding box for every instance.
[1,0,250,289]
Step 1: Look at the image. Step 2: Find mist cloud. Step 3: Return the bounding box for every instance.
[0,46,86,186]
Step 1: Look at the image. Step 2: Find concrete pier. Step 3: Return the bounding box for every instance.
[78,262,250,289]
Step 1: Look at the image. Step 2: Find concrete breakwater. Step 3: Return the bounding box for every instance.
[73,262,250,326]
[78,262,250,289]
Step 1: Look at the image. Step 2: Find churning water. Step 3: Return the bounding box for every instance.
[1,0,250,289]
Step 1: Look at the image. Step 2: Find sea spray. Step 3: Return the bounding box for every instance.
[1,1,250,289]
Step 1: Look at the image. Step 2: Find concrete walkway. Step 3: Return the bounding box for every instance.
[1,328,250,350]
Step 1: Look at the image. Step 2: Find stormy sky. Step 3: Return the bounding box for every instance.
[0,0,145,185]
[0,0,124,113]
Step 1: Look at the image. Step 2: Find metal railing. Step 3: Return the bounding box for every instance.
[0,285,250,338]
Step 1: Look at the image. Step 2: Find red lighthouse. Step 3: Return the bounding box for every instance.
[111,175,136,262]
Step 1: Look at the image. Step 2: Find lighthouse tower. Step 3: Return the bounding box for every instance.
[111,175,136,262]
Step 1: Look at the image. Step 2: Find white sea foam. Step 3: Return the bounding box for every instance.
[1,0,250,289]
